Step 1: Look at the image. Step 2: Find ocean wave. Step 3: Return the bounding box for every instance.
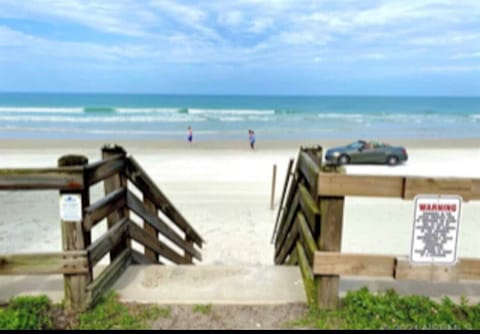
[188,108,275,115]
[116,108,181,114]
[0,115,207,123]
[0,107,84,113]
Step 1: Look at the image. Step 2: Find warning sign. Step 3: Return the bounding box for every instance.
[410,195,462,265]
[60,194,83,222]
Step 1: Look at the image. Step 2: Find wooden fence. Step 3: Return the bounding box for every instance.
[0,145,203,312]
[273,146,480,309]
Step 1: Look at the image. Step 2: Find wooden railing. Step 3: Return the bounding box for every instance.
[273,146,480,309]
[0,145,203,312]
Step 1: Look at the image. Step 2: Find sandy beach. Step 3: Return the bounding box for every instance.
[0,138,480,266]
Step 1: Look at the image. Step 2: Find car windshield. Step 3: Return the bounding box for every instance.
[347,141,364,149]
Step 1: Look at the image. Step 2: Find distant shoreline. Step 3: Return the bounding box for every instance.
[0,137,479,150]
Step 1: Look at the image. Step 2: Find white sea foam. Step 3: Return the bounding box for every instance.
[189,108,275,115]
[116,108,180,114]
[0,107,84,113]
[0,115,206,123]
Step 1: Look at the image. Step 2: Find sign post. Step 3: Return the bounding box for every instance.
[410,195,462,265]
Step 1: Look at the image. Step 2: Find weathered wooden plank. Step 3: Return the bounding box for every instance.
[298,183,320,233]
[318,173,404,198]
[102,145,130,262]
[58,155,91,313]
[404,177,473,200]
[143,197,160,263]
[275,222,298,265]
[274,190,300,253]
[285,249,298,266]
[296,241,317,305]
[298,152,320,193]
[395,257,480,282]
[297,212,318,264]
[274,171,300,246]
[83,187,127,231]
[126,191,201,261]
[128,221,189,265]
[313,252,395,277]
[86,218,129,267]
[317,173,480,200]
[125,157,204,247]
[272,158,295,244]
[0,167,84,190]
[317,195,345,310]
[0,252,88,275]
[85,154,125,186]
[131,249,159,265]
[87,248,131,306]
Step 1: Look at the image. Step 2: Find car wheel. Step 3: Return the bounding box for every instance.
[387,155,399,166]
[338,155,350,165]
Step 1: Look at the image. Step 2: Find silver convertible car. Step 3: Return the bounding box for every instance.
[325,140,408,166]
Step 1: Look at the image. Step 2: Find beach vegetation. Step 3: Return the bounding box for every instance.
[0,295,54,330]
[193,303,213,315]
[289,287,480,330]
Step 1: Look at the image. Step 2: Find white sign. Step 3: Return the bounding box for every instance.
[410,195,462,265]
[60,194,83,222]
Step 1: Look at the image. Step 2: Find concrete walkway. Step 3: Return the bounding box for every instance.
[1,265,480,305]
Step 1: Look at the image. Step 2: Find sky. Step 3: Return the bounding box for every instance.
[0,0,479,95]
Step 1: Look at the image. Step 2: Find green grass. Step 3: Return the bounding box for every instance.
[192,304,213,315]
[289,287,480,330]
[0,295,54,330]
[77,291,170,330]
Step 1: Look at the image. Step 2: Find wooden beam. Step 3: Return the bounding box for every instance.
[313,252,395,277]
[395,257,480,282]
[125,157,204,247]
[296,241,317,305]
[102,145,130,261]
[87,248,131,306]
[297,212,318,264]
[143,197,160,263]
[0,167,84,190]
[297,152,320,193]
[285,250,298,266]
[83,188,127,231]
[0,252,88,275]
[403,177,473,200]
[85,154,125,186]
[128,221,189,264]
[271,158,294,244]
[86,218,129,267]
[275,222,298,265]
[126,191,201,261]
[131,249,158,265]
[318,173,404,198]
[317,195,345,310]
[274,190,300,253]
[58,155,91,313]
[298,183,320,233]
[318,173,480,201]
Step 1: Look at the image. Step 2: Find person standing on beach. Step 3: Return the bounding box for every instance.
[248,129,256,150]
[187,126,193,143]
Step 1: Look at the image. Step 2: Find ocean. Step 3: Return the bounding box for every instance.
[0,93,479,141]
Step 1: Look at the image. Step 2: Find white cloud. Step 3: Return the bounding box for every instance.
[452,52,480,59]
[421,65,480,72]
[219,11,244,27]
[248,17,274,34]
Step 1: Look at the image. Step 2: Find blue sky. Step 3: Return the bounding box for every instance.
[0,0,479,95]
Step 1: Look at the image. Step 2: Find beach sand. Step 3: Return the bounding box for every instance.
[0,138,480,266]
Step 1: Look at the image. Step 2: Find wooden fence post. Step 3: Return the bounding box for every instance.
[102,144,129,261]
[270,164,277,210]
[143,197,160,263]
[58,154,91,312]
[317,164,345,310]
